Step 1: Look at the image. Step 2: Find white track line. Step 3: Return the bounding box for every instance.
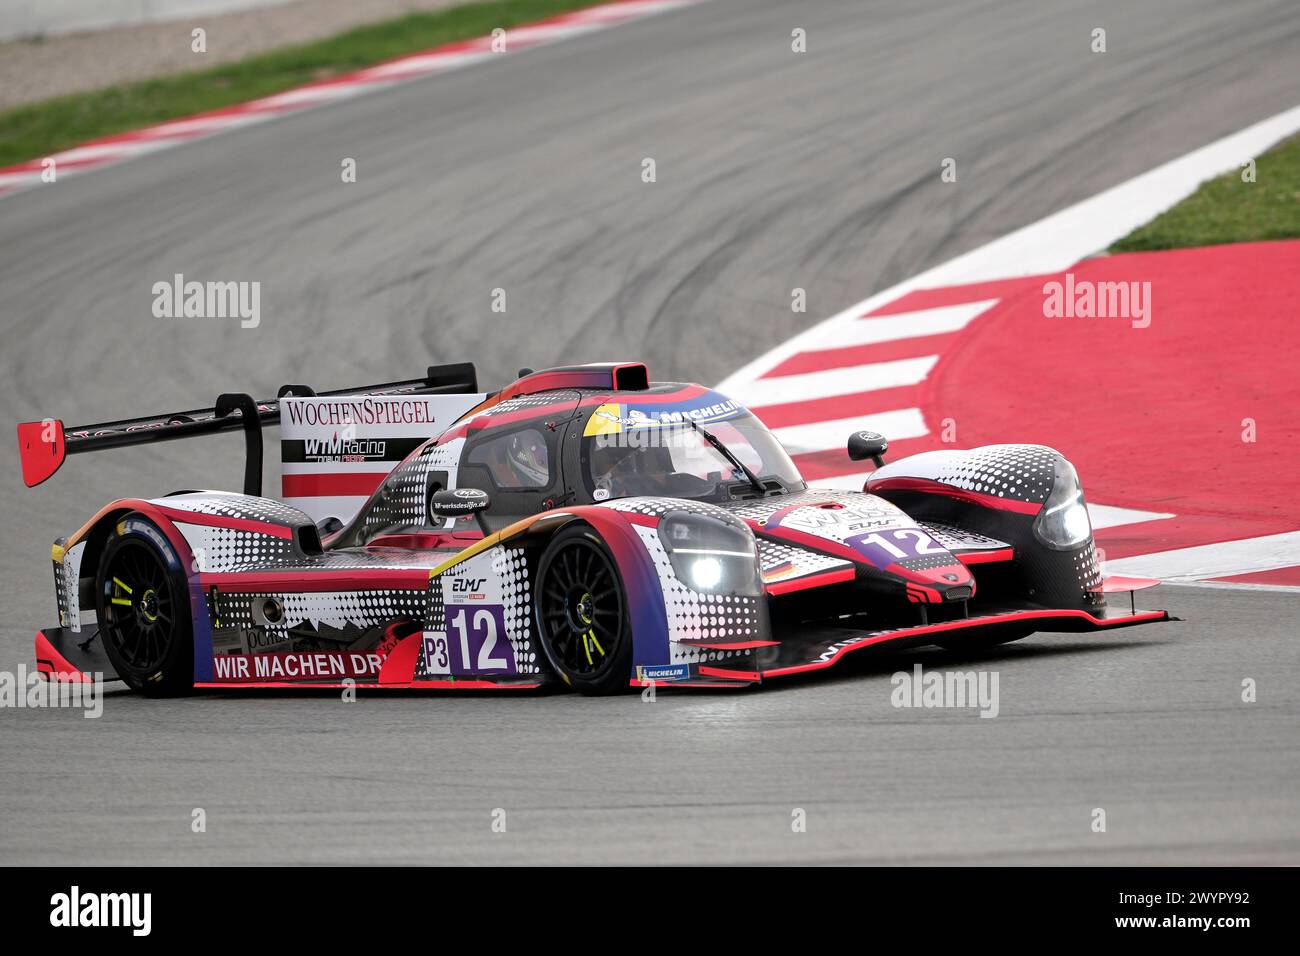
[795,300,998,353]
[732,355,936,408]
[773,408,927,457]
[806,473,872,491]
[1104,531,1300,582]
[1086,503,1175,530]
[1162,580,1300,595]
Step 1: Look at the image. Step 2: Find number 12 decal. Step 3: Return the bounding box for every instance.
[845,528,949,568]
[425,604,516,675]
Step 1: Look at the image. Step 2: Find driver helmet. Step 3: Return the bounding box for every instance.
[675,426,726,478]
[507,432,549,486]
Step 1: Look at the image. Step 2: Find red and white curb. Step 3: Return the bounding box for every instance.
[720,104,1300,591]
[0,0,704,197]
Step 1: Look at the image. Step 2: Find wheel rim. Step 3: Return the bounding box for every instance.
[539,539,624,677]
[102,539,176,673]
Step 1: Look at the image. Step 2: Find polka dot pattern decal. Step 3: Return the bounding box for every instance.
[486,393,577,415]
[900,553,958,572]
[872,445,1061,506]
[489,546,539,674]
[358,440,458,538]
[756,538,851,580]
[919,522,1010,552]
[161,492,311,525]
[179,524,295,572]
[54,555,73,630]
[214,589,426,633]
[928,445,1057,503]
[632,525,761,666]
[1074,541,1103,592]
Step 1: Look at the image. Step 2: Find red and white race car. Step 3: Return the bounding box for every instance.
[18,361,1167,696]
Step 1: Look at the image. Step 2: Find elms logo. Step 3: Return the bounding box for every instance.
[49,886,151,937]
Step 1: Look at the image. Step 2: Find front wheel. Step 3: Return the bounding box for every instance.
[535,526,632,695]
[95,515,194,696]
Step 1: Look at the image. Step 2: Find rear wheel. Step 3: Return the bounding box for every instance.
[95,516,194,696]
[535,526,632,695]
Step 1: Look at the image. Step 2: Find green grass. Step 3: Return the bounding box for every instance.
[0,0,603,168]
[1110,134,1300,253]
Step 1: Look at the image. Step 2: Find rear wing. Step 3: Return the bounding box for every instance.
[16,363,480,495]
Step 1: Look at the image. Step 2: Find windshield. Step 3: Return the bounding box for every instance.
[580,396,804,502]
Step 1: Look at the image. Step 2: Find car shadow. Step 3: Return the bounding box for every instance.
[740,635,1172,694]
[114,637,1171,702]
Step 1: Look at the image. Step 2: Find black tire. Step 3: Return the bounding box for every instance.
[95,515,194,696]
[534,525,633,695]
[935,626,1034,652]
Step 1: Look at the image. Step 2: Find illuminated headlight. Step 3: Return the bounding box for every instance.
[658,511,761,595]
[690,557,723,590]
[1033,458,1093,550]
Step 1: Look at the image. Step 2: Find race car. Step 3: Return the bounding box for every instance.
[17,361,1168,696]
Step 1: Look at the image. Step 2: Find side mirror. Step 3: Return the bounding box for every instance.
[847,430,889,468]
[430,487,492,535]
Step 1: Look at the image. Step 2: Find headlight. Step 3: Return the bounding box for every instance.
[1033,458,1092,550]
[658,511,761,595]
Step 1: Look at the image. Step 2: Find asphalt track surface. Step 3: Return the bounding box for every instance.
[1,0,1298,864]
